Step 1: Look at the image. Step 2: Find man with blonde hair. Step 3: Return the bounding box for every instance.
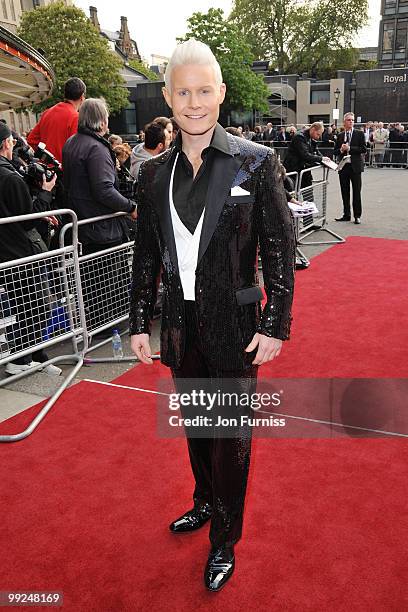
[129,39,295,591]
[283,121,330,189]
[334,112,367,223]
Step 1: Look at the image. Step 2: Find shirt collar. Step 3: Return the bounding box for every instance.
[174,123,233,157]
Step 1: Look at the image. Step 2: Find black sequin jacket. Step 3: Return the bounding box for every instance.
[129,127,295,371]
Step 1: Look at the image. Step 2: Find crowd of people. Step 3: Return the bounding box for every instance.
[0,78,183,376]
[233,121,408,167]
[0,73,406,377]
[235,120,408,144]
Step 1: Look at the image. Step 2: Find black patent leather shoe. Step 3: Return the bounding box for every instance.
[354,217,361,224]
[169,503,212,533]
[204,545,235,592]
[335,216,351,222]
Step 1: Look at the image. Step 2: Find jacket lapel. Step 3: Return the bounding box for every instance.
[152,130,244,271]
[197,147,243,264]
[152,150,180,275]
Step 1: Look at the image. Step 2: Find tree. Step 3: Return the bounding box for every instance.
[178,8,270,113]
[314,48,377,80]
[229,0,369,77]
[128,59,158,81]
[18,2,129,113]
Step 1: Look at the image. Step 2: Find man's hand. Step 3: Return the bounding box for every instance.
[42,174,57,192]
[245,332,282,365]
[321,156,332,164]
[130,208,137,220]
[341,143,350,153]
[131,333,153,364]
[43,215,59,226]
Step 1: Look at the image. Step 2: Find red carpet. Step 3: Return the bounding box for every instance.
[116,236,408,387]
[1,237,408,610]
[1,381,407,611]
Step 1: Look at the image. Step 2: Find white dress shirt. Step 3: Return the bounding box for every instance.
[169,152,204,301]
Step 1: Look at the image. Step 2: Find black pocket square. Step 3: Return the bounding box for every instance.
[236,286,263,305]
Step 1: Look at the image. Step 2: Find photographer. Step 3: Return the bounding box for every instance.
[0,122,61,376]
[12,138,63,250]
[0,124,57,263]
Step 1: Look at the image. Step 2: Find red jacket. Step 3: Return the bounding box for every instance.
[27,101,79,164]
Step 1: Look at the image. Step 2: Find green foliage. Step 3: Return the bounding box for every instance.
[314,48,365,79]
[128,59,158,81]
[178,8,270,112]
[229,0,370,77]
[18,2,129,113]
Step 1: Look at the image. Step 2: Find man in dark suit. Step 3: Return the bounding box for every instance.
[276,126,288,143]
[334,112,367,224]
[262,122,276,144]
[129,40,295,592]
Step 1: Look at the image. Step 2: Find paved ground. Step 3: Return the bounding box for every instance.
[1,167,407,423]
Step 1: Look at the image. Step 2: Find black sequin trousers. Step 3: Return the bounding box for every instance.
[171,301,258,548]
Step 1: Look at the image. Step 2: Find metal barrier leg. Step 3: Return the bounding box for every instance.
[84,354,161,365]
[296,246,310,268]
[298,225,346,245]
[0,354,84,443]
[297,167,346,246]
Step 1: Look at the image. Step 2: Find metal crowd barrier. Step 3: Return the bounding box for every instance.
[284,171,311,269]
[369,147,408,168]
[59,212,133,357]
[296,166,345,247]
[0,209,87,442]
[0,210,162,442]
[285,170,298,195]
[59,213,162,365]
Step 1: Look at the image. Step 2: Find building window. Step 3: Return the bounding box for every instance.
[10,0,16,20]
[384,0,397,13]
[396,20,408,53]
[123,102,137,134]
[311,89,330,104]
[399,0,408,13]
[383,22,395,52]
[1,0,8,19]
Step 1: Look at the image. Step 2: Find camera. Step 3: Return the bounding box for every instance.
[15,141,61,190]
[25,161,56,186]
